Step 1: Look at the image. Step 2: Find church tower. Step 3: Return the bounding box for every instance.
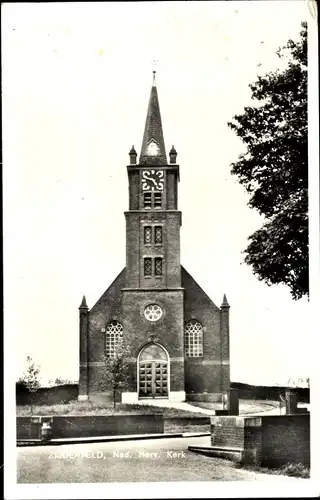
[121,72,185,402]
[78,73,230,403]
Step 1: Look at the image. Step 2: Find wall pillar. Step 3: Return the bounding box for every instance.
[227,388,239,415]
[78,296,89,401]
[219,294,231,397]
[285,388,298,414]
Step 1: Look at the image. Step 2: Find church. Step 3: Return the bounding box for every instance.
[78,73,230,403]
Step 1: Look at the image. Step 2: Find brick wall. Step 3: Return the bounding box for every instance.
[182,267,230,396]
[17,415,164,440]
[210,415,310,468]
[88,268,126,364]
[125,211,182,289]
[260,415,310,468]
[17,417,42,439]
[121,289,185,394]
[211,417,244,448]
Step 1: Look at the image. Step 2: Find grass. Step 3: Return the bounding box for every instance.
[235,461,310,479]
[16,401,207,418]
[16,398,281,418]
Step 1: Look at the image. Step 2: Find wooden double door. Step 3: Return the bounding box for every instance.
[138,344,169,399]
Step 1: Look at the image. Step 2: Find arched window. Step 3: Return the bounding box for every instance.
[185,320,203,357]
[105,320,123,358]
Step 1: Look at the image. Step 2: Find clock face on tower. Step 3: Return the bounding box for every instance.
[142,170,164,191]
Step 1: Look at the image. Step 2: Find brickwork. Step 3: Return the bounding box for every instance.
[166,170,178,209]
[121,289,185,395]
[88,269,126,365]
[260,415,310,467]
[210,415,310,468]
[211,417,244,448]
[17,415,164,440]
[78,79,230,402]
[82,264,230,399]
[182,267,230,397]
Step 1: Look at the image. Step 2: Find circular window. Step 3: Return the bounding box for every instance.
[144,304,163,322]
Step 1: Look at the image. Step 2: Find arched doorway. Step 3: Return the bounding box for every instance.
[138,343,169,399]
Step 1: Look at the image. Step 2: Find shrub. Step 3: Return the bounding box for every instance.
[279,462,310,478]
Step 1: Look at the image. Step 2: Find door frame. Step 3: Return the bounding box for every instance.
[137,343,170,399]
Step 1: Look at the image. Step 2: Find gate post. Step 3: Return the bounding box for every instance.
[285,388,298,414]
[227,388,239,415]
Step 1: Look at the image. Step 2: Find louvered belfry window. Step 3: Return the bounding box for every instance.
[144,193,152,209]
[154,193,162,209]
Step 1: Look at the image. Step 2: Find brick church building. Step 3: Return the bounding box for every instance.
[78,73,230,403]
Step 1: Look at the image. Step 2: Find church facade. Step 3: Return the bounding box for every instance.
[78,74,230,403]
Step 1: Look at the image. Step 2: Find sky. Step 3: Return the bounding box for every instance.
[3,1,317,387]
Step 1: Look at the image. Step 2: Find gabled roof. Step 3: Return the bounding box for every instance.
[139,72,167,165]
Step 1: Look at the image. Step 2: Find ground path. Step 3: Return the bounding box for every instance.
[134,399,310,416]
[17,436,302,483]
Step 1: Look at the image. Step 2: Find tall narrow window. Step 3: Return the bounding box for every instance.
[144,226,152,244]
[144,258,152,276]
[155,226,163,244]
[105,320,123,358]
[155,257,163,276]
[185,320,203,357]
[154,193,162,209]
[144,193,152,209]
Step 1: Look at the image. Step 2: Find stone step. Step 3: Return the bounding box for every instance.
[188,445,243,463]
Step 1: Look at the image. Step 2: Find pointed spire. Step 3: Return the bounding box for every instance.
[221,294,230,308]
[139,72,167,165]
[79,295,88,309]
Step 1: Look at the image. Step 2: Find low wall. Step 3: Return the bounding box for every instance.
[210,414,310,468]
[17,414,164,440]
[17,417,43,439]
[260,415,310,468]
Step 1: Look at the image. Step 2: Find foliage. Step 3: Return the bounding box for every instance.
[18,356,41,414]
[279,462,310,478]
[19,356,41,392]
[228,22,308,300]
[101,344,132,410]
[286,376,310,388]
[53,377,75,386]
[236,461,310,478]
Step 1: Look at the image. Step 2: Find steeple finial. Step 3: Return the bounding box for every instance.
[221,294,230,308]
[139,74,167,165]
[79,295,88,309]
